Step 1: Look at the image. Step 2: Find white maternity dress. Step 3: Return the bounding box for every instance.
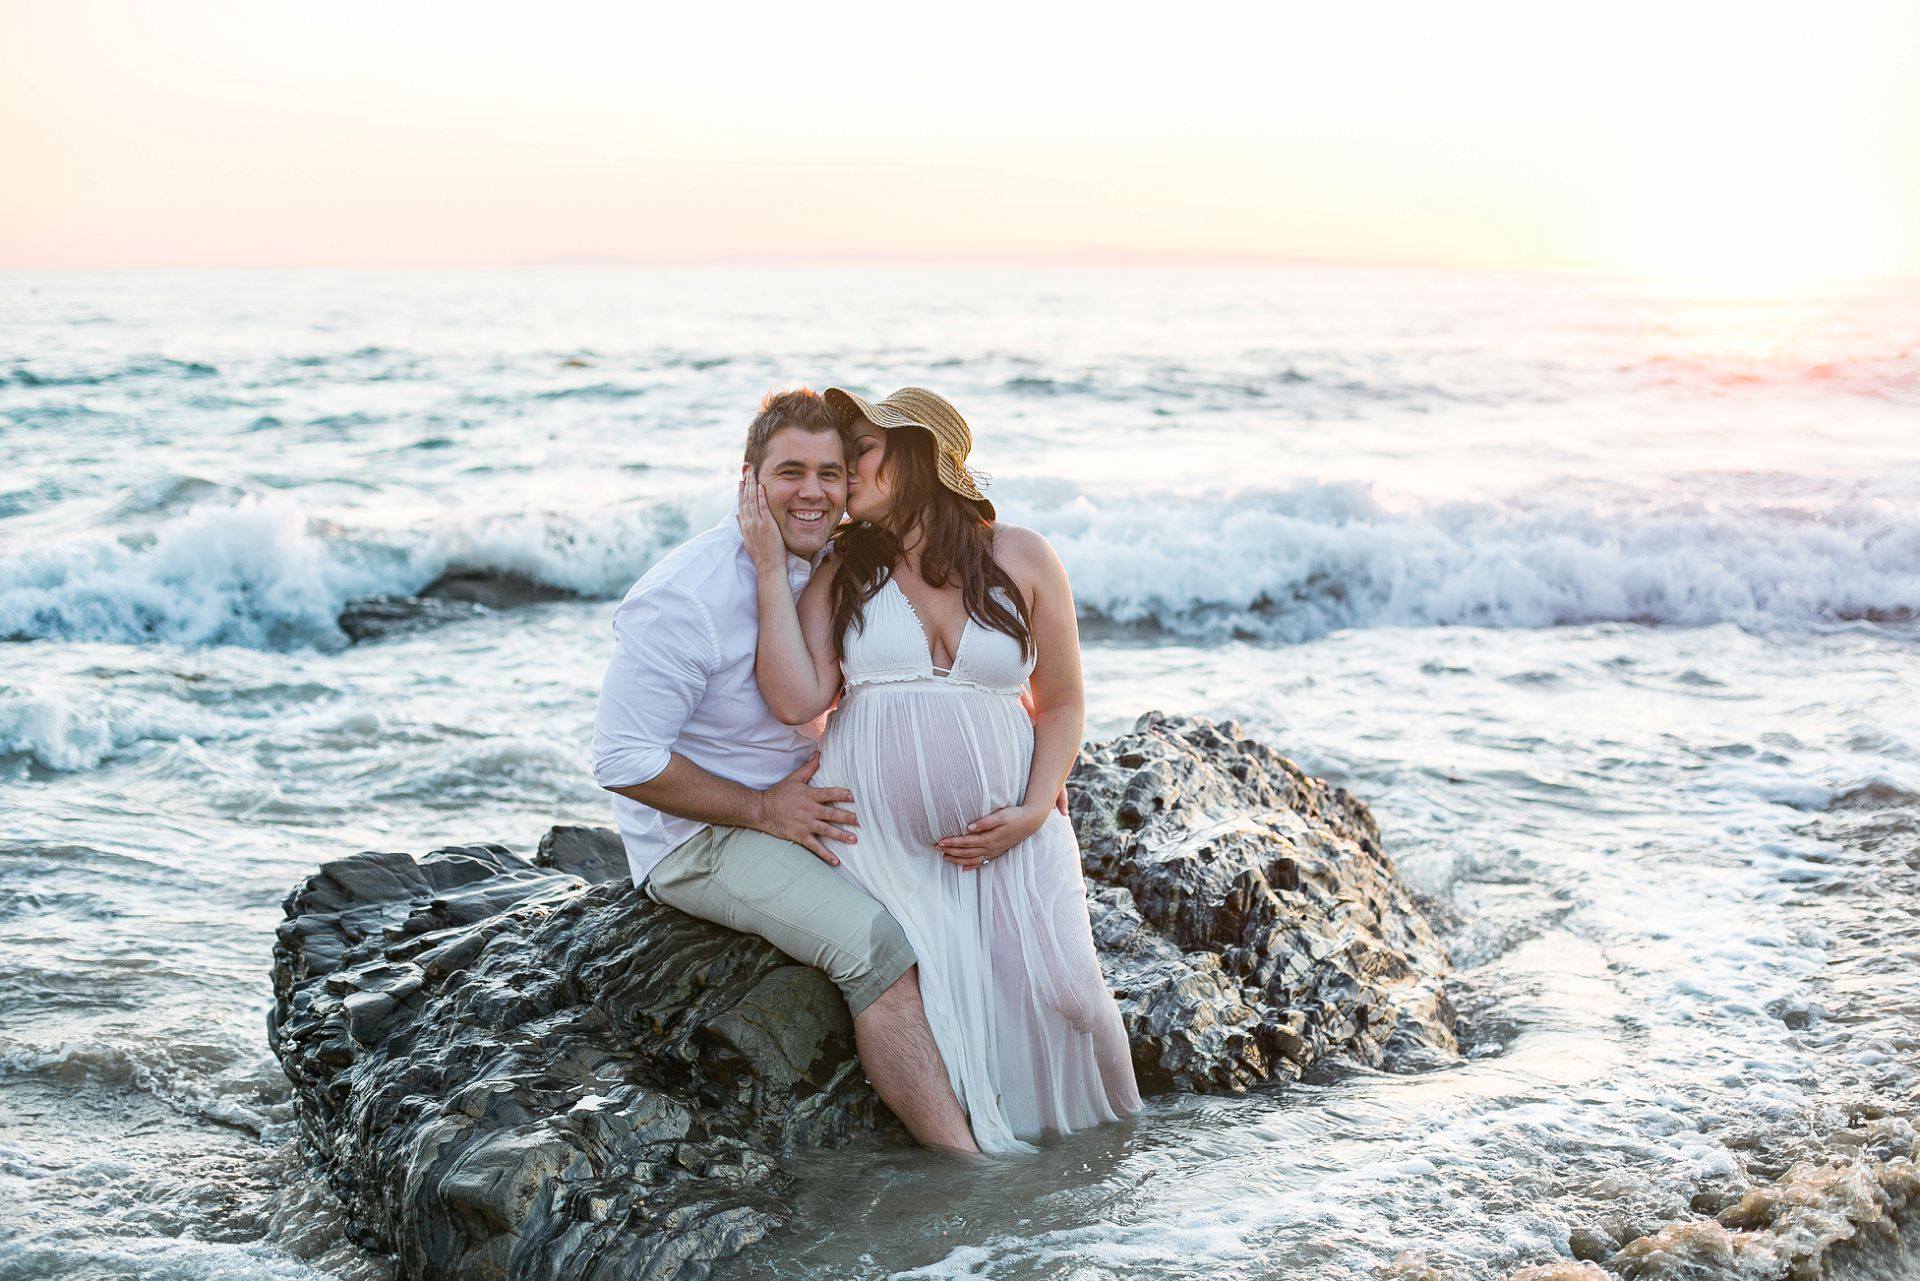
[816,577,1141,1153]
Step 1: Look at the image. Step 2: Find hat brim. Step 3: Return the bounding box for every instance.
[824,386,994,521]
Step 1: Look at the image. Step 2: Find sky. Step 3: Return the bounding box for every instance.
[2,0,1917,280]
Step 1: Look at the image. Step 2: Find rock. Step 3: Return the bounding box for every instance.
[419,569,576,613]
[1569,1221,1624,1262]
[271,847,886,1281]
[270,712,1455,1279]
[534,825,628,883]
[1074,713,1456,1091]
[338,570,576,643]
[336,594,484,644]
[1507,1265,1611,1281]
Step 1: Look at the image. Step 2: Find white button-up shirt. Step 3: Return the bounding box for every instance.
[591,515,821,885]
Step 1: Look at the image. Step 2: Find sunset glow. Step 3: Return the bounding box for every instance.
[2,0,1915,279]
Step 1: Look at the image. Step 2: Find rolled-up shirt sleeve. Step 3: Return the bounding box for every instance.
[591,588,718,790]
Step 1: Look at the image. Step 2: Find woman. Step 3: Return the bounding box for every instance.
[739,385,1141,1154]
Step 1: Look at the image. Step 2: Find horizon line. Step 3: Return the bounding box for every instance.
[4,257,1915,288]
[0,248,1571,272]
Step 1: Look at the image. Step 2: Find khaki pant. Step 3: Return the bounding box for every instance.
[645,824,915,1017]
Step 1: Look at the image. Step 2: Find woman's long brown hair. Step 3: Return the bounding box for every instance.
[830,428,1031,662]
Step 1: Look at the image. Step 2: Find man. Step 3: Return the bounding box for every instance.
[591,387,977,1153]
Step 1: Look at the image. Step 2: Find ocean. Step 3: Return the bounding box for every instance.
[2,265,1917,1280]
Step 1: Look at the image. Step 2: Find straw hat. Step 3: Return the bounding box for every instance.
[824,386,995,521]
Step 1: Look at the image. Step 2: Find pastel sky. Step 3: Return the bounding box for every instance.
[3,0,1916,279]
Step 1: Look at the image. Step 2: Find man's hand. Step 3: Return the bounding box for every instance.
[752,752,856,866]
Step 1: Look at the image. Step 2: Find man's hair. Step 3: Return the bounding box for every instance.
[744,387,849,470]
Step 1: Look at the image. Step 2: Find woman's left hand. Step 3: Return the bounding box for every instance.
[937,803,1047,870]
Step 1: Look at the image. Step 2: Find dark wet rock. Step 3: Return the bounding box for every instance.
[271,847,888,1280]
[1569,1219,1625,1262]
[336,594,485,644]
[338,570,576,643]
[534,825,628,883]
[421,569,576,612]
[270,712,1455,1279]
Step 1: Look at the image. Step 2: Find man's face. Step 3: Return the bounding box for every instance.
[749,426,849,558]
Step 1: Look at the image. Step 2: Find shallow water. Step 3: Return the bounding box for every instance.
[2,267,1918,1280]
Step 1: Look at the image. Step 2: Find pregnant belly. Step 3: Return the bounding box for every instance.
[818,687,1033,851]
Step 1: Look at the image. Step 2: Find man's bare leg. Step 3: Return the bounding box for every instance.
[853,966,978,1154]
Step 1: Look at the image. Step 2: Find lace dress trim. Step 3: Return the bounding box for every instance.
[840,577,1028,696]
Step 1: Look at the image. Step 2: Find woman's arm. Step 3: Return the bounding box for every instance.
[1019,530,1087,812]
[740,478,843,725]
[937,526,1084,868]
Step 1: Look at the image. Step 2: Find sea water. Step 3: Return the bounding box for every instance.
[1,266,1917,1280]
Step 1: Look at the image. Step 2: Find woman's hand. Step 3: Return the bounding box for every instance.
[737,473,788,578]
[937,802,1049,871]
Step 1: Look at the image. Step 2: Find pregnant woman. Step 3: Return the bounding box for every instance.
[740,385,1141,1154]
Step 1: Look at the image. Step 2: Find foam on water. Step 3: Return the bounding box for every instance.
[0,1230,347,1281]
[0,1039,279,1136]
[0,685,245,773]
[5,477,1916,652]
[411,499,693,598]
[0,494,694,650]
[0,497,403,650]
[1029,476,1920,638]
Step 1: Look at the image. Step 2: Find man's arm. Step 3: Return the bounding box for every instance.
[591,589,855,866]
[609,751,856,866]
[592,587,714,791]
[608,754,764,828]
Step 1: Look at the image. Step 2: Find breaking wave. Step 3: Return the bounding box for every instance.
[3,481,1916,651]
[0,495,691,650]
[1037,478,1920,640]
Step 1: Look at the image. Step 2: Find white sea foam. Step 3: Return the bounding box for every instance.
[0,495,694,650]
[1017,478,1920,640]
[0,1226,351,1281]
[0,496,407,650]
[3,482,1915,651]
[0,685,252,773]
[414,500,694,598]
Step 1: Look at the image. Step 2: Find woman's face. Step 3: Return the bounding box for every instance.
[844,426,893,523]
